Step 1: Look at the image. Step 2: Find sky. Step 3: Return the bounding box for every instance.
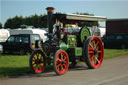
[1,0,128,26]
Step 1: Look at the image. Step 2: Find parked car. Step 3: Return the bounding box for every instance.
[0,29,10,42]
[9,28,47,42]
[102,34,128,49]
[0,34,43,55]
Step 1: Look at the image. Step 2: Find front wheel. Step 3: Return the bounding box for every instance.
[83,37,104,69]
[53,50,69,75]
[29,49,46,73]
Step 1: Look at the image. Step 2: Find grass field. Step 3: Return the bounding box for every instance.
[0,49,128,78]
[104,49,128,59]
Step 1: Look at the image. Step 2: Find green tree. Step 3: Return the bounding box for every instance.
[4,16,23,29]
[4,18,13,28]
[24,14,40,28]
[39,14,47,28]
[23,14,47,28]
[4,14,49,29]
[0,22,2,28]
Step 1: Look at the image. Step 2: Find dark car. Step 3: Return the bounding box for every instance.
[0,34,42,55]
[102,34,128,49]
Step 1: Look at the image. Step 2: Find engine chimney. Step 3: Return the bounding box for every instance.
[46,7,55,34]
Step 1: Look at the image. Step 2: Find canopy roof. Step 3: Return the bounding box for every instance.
[53,13,106,22]
[42,13,106,25]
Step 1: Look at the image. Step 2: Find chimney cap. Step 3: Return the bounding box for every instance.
[46,7,55,12]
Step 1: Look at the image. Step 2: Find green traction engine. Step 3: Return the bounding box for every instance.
[29,7,106,75]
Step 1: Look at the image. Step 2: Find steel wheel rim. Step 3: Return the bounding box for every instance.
[55,51,69,74]
[32,50,46,73]
[88,37,104,68]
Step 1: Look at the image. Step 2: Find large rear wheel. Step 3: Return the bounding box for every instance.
[53,50,69,75]
[29,50,46,73]
[83,37,104,68]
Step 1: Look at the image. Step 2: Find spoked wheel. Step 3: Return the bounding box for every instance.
[53,50,69,75]
[29,50,46,73]
[83,37,104,69]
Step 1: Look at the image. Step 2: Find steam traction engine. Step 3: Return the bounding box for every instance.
[29,7,106,75]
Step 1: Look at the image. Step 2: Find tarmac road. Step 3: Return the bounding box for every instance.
[1,55,128,85]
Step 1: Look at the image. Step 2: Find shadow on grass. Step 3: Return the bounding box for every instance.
[0,67,31,78]
[1,53,30,56]
[0,64,89,78]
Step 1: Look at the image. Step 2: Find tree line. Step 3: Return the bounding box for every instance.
[2,12,98,29]
[4,14,47,29]
[0,22,2,28]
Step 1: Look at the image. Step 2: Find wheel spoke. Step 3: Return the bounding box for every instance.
[60,53,67,61]
[61,53,63,58]
[41,60,45,64]
[37,65,40,70]
[89,55,93,61]
[32,63,35,65]
[56,55,61,63]
[61,53,65,60]
[90,55,95,64]
[32,56,36,61]
[56,55,61,61]
[36,53,39,60]
[89,47,94,55]
[61,64,64,71]
[40,57,44,62]
[95,41,99,49]
[32,61,35,64]
[56,64,60,70]
[88,50,94,54]
[63,56,66,61]
[39,64,42,70]
[96,47,99,51]
[63,54,66,60]
[95,56,100,64]
[89,47,94,51]
[89,43,93,48]
[56,64,59,70]
[39,55,43,59]
[62,64,66,68]
[91,41,94,47]
[98,50,102,54]
[57,64,61,70]
[93,40,96,48]
[40,63,44,66]
[94,56,97,64]
[56,60,60,65]
[34,65,38,69]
